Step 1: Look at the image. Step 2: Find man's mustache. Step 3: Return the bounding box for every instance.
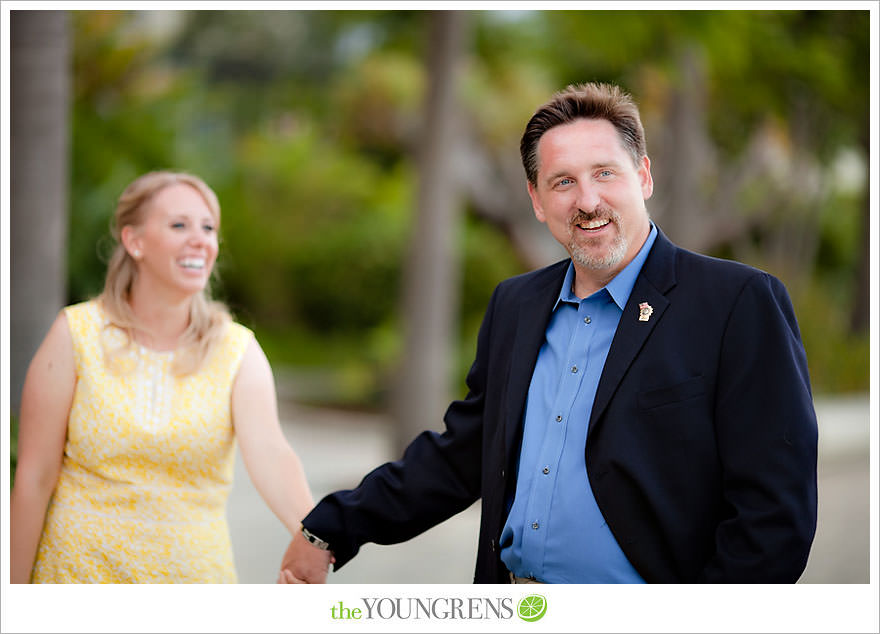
[570,207,618,225]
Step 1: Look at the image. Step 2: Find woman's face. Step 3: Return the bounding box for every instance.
[125,183,219,300]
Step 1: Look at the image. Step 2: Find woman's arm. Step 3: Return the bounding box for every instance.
[231,337,315,536]
[10,312,77,583]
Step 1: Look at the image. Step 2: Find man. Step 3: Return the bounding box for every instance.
[280,82,818,584]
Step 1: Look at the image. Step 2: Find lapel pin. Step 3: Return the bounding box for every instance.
[638,302,654,322]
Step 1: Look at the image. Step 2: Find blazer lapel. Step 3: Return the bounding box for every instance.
[588,230,678,439]
[503,262,568,456]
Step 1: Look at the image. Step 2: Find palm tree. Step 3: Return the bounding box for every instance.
[393,11,468,452]
[10,10,70,415]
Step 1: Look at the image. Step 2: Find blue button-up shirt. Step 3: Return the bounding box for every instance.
[500,224,658,583]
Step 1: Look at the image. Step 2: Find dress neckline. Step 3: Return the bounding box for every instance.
[134,341,177,357]
[93,300,180,356]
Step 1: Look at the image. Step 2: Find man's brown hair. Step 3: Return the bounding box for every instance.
[520,82,647,186]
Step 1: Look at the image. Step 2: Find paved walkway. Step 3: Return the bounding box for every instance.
[227,394,871,584]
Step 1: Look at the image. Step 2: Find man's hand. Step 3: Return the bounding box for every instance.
[278,529,335,584]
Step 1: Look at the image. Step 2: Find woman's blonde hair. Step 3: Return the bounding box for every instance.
[98,170,230,375]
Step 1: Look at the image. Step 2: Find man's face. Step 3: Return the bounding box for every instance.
[527,118,653,285]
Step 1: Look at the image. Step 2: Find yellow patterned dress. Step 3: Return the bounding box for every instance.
[32,300,253,583]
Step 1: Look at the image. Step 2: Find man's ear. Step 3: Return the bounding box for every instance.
[639,155,654,201]
[527,181,546,223]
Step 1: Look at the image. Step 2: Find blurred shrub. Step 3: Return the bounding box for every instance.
[63,10,868,412]
[794,283,869,395]
[219,124,412,333]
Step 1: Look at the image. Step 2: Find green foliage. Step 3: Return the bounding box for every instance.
[65,9,868,407]
[68,11,188,301]
[221,125,413,332]
[794,284,870,395]
[459,214,525,339]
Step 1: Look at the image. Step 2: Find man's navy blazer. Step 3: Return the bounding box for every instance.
[304,227,818,583]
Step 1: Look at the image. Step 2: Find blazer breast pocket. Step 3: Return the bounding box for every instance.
[637,375,706,411]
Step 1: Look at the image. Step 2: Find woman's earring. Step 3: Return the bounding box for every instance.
[132,250,141,259]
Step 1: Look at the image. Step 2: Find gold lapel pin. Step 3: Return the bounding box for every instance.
[638,302,654,322]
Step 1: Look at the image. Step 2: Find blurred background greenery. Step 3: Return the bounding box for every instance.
[12,9,870,420]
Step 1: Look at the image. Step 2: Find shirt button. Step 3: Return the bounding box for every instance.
[531,522,540,530]
[542,466,550,474]
[571,366,578,373]
[584,316,592,324]
[555,415,562,422]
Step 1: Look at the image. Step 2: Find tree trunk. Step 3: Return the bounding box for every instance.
[392,11,467,453]
[649,46,716,251]
[10,11,70,415]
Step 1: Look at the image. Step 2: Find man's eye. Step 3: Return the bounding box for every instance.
[557,178,573,186]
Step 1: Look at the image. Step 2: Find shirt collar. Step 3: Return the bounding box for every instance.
[555,222,658,311]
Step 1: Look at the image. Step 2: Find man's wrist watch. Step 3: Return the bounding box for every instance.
[301,524,330,550]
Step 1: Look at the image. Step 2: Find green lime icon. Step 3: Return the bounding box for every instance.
[517,594,547,622]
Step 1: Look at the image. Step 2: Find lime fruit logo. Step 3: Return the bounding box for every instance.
[517,594,547,622]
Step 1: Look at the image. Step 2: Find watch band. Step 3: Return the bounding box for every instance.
[301,524,330,550]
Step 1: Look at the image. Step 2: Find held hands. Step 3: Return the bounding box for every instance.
[277,529,335,584]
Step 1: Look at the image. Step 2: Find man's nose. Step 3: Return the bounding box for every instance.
[575,181,601,211]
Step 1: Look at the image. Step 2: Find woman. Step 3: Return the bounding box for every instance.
[10,171,325,583]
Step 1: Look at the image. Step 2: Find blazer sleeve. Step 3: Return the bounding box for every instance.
[700,271,818,582]
[301,287,500,569]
